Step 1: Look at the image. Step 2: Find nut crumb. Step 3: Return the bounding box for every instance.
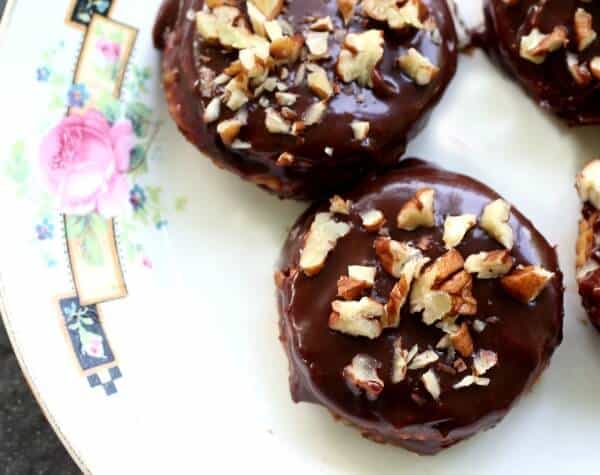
[574,8,597,51]
[343,354,384,400]
[329,297,384,338]
[397,188,435,231]
[329,195,352,215]
[337,0,358,25]
[336,30,385,88]
[397,48,439,85]
[276,152,295,166]
[391,339,418,383]
[473,349,498,376]
[472,319,487,333]
[443,214,477,249]
[351,121,371,141]
[450,323,474,358]
[337,276,370,300]
[421,368,441,400]
[464,250,514,279]
[481,199,514,249]
[300,212,351,276]
[520,26,568,64]
[360,209,386,232]
[409,349,439,370]
[500,265,554,303]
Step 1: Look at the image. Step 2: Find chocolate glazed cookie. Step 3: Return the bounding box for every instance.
[276,160,564,454]
[576,161,600,330]
[153,0,457,199]
[484,0,600,125]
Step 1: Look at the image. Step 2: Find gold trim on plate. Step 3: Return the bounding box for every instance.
[0,1,91,471]
[0,0,17,42]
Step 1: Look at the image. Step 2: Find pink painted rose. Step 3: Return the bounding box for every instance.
[96,39,121,63]
[40,109,134,218]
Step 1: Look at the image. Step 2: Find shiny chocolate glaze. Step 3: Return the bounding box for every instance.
[153,0,457,199]
[276,160,564,454]
[484,0,600,125]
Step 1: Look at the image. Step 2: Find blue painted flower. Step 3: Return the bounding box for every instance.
[36,67,50,82]
[36,218,54,240]
[129,185,146,211]
[67,83,90,108]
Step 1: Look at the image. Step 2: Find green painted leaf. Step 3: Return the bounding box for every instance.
[80,230,104,267]
[12,141,24,157]
[107,30,125,44]
[38,193,55,217]
[146,186,162,205]
[65,215,89,239]
[126,65,152,96]
[143,67,151,78]
[175,196,188,212]
[49,73,67,87]
[4,141,30,185]
[50,94,65,112]
[126,102,153,138]
[89,213,108,235]
[133,207,149,225]
[94,23,106,36]
[96,92,122,124]
[129,145,147,172]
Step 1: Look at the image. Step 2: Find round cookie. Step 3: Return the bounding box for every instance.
[484,0,600,125]
[276,160,564,454]
[153,0,457,199]
[576,160,600,330]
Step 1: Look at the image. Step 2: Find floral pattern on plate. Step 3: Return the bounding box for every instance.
[4,42,187,269]
[60,296,115,370]
[69,0,113,27]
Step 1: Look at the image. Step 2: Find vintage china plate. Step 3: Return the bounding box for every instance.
[1,1,599,473]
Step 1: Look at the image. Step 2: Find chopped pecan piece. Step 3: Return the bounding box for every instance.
[501,265,554,303]
[343,354,384,400]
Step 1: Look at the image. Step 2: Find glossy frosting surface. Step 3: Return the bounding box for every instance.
[277,160,564,454]
[485,0,600,125]
[154,0,457,199]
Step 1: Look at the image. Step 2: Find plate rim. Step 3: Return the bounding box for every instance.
[0,1,89,472]
[0,2,89,469]
[0,0,17,40]
[0,273,90,474]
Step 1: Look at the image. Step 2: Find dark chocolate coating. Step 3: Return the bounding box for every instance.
[276,160,564,454]
[484,0,600,125]
[153,0,457,199]
[579,270,600,331]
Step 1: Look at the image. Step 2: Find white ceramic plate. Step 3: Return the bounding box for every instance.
[1,1,600,473]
